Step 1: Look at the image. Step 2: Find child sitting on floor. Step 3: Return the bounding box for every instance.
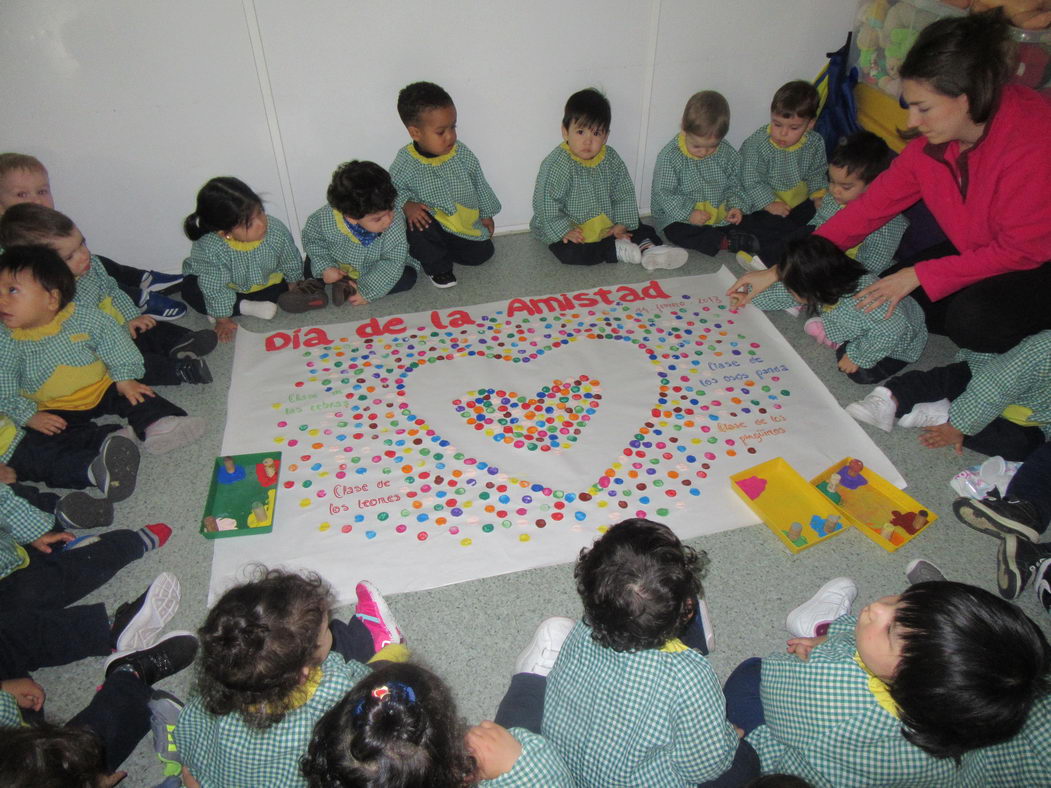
[532,89,688,270]
[847,329,1051,460]
[726,579,1049,786]
[543,517,757,786]
[651,90,745,257]
[390,81,500,289]
[737,235,927,384]
[0,152,186,319]
[302,160,420,305]
[303,661,574,787]
[0,203,216,385]
[0,246,204,456]
[174,570,406,788]
[182,177,325,342]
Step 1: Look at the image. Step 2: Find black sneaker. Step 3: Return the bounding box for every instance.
[89,435,140,501]
[1036,559,1051,613]
[996,535,1051,599]
[55,491,114,529]
[105,631,198,685]
[169,329,218,359]
[174,357,213,385]
[727,230,761,256]
[953,495,1043,543]
[429,271,457,288]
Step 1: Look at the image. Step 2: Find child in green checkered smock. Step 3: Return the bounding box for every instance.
[390,82,500,288]
[303,161,420,305]
[743,235,926,384]
[651,90,747,257]
[532,89,687,270]
[725,581,1049,788]
[543,519,757,786]
[175,570,409,788]
[303,662,574,787]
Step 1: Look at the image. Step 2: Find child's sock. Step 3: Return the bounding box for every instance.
[239,300,278,320]
[138,523,172,551]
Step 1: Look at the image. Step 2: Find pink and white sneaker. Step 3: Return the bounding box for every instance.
[354,580,404,652]
[804,317,841,349]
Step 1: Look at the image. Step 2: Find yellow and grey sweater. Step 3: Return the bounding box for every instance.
[651,134,746,231]
[739,125,827,213]
[0,303,145,426]
[182,215,303,318]
[389,142,501,240]
[75,254,140,325]
[302,207,421,301]
[531,143,640,246]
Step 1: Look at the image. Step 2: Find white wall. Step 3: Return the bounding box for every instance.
[1,0,856,272]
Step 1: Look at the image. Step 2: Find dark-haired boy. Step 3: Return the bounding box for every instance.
[533,89,688,270]
[733,81,828,269]
[543,518,757,785]
[0,246,204,456]
[302,161,420,305]
[389,82,500,288]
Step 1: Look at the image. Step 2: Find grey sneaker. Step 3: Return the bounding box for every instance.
[905,558,947,585]
[148,689,185,779]
[89,435,140,502]
[953,495,1043,543]
[997,535,1051,599]
[55,491,114,530]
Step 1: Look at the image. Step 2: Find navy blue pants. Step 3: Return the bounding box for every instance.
[548,223,663,266]
[181,275,289,317]
[47,382,185,442]
[407,220,494,277]
[8,421,119,489]
[1007,441,1051,535]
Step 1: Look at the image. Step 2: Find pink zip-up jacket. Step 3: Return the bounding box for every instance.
[817,84,1051,301]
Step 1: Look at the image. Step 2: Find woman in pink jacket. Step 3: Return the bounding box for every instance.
[730,10,1051,354]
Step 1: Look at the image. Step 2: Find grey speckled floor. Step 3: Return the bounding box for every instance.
[32,231,1051,786]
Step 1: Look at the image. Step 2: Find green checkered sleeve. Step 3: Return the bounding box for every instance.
[740,126,827,212]
[1,483,53,547]
[76,255,140,322]
[952,330,1051,438]
[823,277,928,368]
[175,651,371,787]
[810,198,907,274]
[482,728,575,787]
[0,692,24,728]
[955,695,1051,786]
[750,282,798,311]
[651,137,744,231]
[302,207,344,276]
[0,334,36,425]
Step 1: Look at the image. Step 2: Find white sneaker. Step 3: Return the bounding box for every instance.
[736,251,767,271]
[143,416,206,455]
[905,558,947,585]
[239,300,278,320]
[114,572,181,652]
[641,245,688,271]
[614,239,642,264]
[786,577,857,638]
[898,399,950,428]
[845,386,897,432]
[514,617,575,676]
[784,305,803,317]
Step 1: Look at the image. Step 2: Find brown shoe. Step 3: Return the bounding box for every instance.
[277,279,328,313]
[331,277,358,307]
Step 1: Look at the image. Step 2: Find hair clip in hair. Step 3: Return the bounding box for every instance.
[371,681,416,703]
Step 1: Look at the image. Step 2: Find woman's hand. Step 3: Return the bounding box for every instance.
[854,267,920,317]
[726,267,778,308]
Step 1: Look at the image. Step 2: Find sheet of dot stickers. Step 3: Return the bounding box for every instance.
[208,267,903,603]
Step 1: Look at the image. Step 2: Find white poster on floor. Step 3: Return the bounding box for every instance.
[208,268,902,603]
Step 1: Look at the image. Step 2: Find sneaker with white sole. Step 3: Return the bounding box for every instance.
[898,399,951,428]
[169,329,218,359]
[641,245,688,271]
[54,491,114,530]
[143,416,206,455]
[428,271,458,288]
[845,386,897,432]
[514,617,575,676]
[139,292,187,320]
[148,689,185,779]
[112,572,182,652]
[735,251,767,271]
[89,435,140,502]
[239,300,278,320]
[614,238,642,264]
[786,577,858,638]
[905,558,947,585]
[953,495,1043,543]
[354,580,405,653]
[105,631,198,685]
[997,535,1051,599]
[1035,558,1051,613]
[141,270,185,294]
[804,317,840,349]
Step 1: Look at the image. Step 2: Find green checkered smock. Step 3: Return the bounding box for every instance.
[531,144,641,245]
[0,482,52,581]
[955,694,1051,786]
[75,254,140,325]
[951,330,1051,438]
[542,621,739,786]
[182,215,303,318]
[389,142,501,240]
[486,728,575,787]
[650,135,745,231]
[0,413,24,464]
[0,690,25,727]
[174,651,371,788]
[745,616,960,787]
[0,303,145,426]
[751,274,927,368]
[808,197,907,275]
[739,125,827,212]
[302,206,421,302]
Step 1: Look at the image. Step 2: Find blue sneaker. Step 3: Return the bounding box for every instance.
[141,270,184,293]
[139,291,187,321]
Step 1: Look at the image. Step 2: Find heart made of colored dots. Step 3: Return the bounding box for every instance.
[453,377,601,453]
